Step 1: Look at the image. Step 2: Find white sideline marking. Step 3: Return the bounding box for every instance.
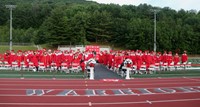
[0,78,85,81]
[88,102,92,106]
[0,85,200,91]
[91,98,200,105]
[184,77,200,82]
[0,102,88,105]
[1,77,200,84]
[0,98,200,105]
[152,98,200,103]
[0,82,199,87]
[46,90,54,93]
[146,100,152,104]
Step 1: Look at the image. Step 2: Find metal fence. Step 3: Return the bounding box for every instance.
[58,45,111,52]
[0,42,33,46]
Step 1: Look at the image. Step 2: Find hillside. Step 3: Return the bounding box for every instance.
[0,0,94,5]
[0,0,200,54]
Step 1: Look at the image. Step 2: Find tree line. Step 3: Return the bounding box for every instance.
[0,0,200,54]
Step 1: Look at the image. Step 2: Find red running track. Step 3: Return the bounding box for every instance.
[0,77,200,107]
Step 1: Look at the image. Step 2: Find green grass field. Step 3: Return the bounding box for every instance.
[0,69,200,79]
[130,70,200,78]
[0,45,37,53]
[0,70,85,79]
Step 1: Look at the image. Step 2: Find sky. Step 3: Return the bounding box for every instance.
[90,0,200,11]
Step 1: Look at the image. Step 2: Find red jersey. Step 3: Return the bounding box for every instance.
[130,54,136,64]
[156,55,162,63]
[114,55,123,67]
[24,54,29,67]
[16,54,23,67]
[41,54,48,67]
[181,54,188,63]
[10,52,16,63]
[173,55,180,65]
[136,53,143,70]
[167,54,173,65]
[108,54,114,67]
[55,53,62,67]
[32,54,38,67]
[162,53,168,63]
[3,53,10,63]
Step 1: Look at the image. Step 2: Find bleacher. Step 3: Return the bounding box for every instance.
[114,59,200,79]
[58,45,111,52]
[188,59,200,64]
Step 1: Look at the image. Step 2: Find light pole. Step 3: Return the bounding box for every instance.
[5,5,16,51]
[151,9,159,52]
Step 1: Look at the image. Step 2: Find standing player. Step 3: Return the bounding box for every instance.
[23,51,29,68]
[129,51,136,65]
[136,50,143,71]
[181,50,188,64]
[16,50,23,68]
[10,50,16,63]
[162,51,168,63]
[173,53,180,65]
[167,51,173,65]
[32,51,39,71]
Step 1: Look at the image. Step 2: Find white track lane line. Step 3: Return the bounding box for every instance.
[1,77,200,82]
[88,102,92,106]
[184,77,200,82]
[0,85,200,90]
[0,78,196,83]
[146,100,152,104]
[91,98,200,105]
[0,98,199,106]
[0,81,199,87]
[0,102,89,106]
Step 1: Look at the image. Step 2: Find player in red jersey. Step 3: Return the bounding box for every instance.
[16,50,23,67]
[145,51,151,70]
[136,50,143,70]
[41,51,48,68]
[167,51,173,65]
[156,52,162,63]
[181,50,188,63]
[32,51,39,71]
[0,54,3,61]
[173,53,180,65]
[10,50,16,63]
[162,51,168,63]
[108,51,114,69]
[129,51,136,65]
[23,51,29,68]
